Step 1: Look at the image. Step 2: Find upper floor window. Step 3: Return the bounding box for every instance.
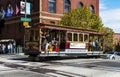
[78,2,83,8]
[64,0,70,13]
[48,0,56,13]
[50,21,55,24]
[89,5,94,13]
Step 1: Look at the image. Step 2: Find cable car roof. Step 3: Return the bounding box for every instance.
[33,23,103,35]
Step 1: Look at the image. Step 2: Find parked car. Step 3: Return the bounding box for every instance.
[105,51,120,60]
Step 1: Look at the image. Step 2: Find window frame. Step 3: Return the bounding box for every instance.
[64,0,71,13]
[48,0,56,13]
[67,32,72,41]
[78,2,83,8]
[79,33,83,42]
[73,33,78,42]
[84,34,89,42]
[89,5,95,13]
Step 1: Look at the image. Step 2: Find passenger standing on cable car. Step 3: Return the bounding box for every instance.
[45,32,51,53]
[46,32,51,43]
[41,31,47,51]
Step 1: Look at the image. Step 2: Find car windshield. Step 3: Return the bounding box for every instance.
[107,52,115,54]
[107,52,120,55]
[116,52,120,56]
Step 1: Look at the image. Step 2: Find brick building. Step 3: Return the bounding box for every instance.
[0,0,99,45]
[113,33,120,45]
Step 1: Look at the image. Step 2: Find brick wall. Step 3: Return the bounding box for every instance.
[113,33,120,45]
[41,0,99,24]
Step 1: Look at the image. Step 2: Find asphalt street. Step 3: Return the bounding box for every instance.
[0,54,120,77]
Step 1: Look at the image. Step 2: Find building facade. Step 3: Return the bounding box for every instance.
[113,33,120,45]
[0,0,99,45]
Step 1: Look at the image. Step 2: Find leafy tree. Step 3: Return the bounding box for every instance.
[59,6,114,52]
[102,27,114,52]
[59,7,103,31]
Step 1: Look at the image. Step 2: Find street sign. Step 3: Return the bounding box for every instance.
[20,17,31,22]
[23,22,29,27]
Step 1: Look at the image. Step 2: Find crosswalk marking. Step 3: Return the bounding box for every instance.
[46,72,67,77]
[56,71,84,77]
[46,71,84,77]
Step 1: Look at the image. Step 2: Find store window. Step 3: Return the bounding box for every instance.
[64,0,70,13]
[48,0,56,13]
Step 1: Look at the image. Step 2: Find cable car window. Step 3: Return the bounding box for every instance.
[67,33,72,41]
[60,31,66,42]
[79,34,83,42]
[73,33,78,41]
[84,34,88,42]
[34,30,39,41]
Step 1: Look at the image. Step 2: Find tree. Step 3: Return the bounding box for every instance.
[102,27,114,52]
[59,7,103,31]
[59,6,114,52]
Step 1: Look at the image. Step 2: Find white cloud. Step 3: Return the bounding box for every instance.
[99,3,107,10]
[100,8,120,33]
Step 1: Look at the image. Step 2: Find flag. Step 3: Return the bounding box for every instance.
[20,1,26,14]
[0,8,5,20]
[26,2,30,15]
[6,4,14,17]
[15,5,19,15]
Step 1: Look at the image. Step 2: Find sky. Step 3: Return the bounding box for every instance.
[100,0,120,33]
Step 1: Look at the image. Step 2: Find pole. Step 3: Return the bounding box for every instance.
[40,0,42,23]
[25,0,27,18]
[23,0,27,54]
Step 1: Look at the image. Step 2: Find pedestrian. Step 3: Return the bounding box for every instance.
[13,43,16,54]
[2,44,6,54]
[0,44,2,54]
[8,43,13,54]
[7,44,11,54]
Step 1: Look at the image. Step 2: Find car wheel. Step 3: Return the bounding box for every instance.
[112,57,115,60]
